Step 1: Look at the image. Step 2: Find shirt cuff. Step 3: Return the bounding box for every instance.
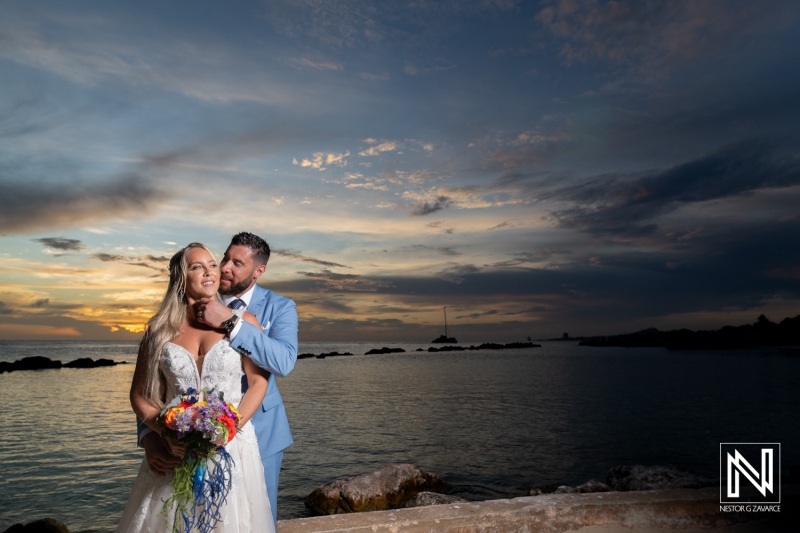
[228,319,244,341]
[227,308,246,341]
[138,426,153,447]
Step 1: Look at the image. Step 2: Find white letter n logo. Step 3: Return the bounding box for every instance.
[727,448,773,497]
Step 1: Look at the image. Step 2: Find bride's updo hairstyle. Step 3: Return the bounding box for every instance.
[137,242,216,410]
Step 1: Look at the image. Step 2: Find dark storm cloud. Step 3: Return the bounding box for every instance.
[93,253,125,262]
[456,309,498,319]
[492,250,572,268]
[551,139,800,236]
[295,269,394,292]
[434,264,481,284]
[32,237,85,251]
[410,244,460,257]
[90,252,168,272]
[2,174,165,234]
[409,195,454,216]
[274,249,350,268]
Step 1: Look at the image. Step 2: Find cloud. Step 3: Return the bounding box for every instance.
[2,174,164,234]
[296,269,395,292]
[93,253,125,262]
[435,263,481,284]
[410,195,454,216]
[536,0,799,79]
[411,244,460,257]
[274,250,350,268]
[359,140,399,157]
[31,298,50,308]
[32,237,85,251]
[293,152,350,171]
[287,56,344,71]
[551,139,800,236]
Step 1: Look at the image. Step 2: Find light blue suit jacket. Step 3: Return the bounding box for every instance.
[230,284,298,458]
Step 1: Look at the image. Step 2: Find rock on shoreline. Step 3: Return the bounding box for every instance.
[529,464,717,496]
[0,356,124,374]
[304,464,446,515]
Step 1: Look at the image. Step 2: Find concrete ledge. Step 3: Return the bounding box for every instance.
[278,486,797,532]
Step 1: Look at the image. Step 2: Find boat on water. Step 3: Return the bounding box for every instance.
[431,306,457,343]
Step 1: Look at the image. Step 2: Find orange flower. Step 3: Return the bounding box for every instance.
[162,406,185,428]
[218,415,237,442]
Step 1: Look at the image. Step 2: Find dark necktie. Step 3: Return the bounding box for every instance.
[228,299,246,310]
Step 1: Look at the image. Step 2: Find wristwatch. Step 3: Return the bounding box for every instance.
[221,315,238,335]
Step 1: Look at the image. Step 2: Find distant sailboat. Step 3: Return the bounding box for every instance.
[432,306,457,343]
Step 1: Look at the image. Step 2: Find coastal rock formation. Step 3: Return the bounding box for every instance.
[607,464,717,491]
[529,468,704,497]
[0,356,122,374]
[400,491,467,508]
[298,352,354,359]
[63,357,117,368]
[579,314,800,349]
[576,479,613,493]
[428,342,540,352]
[304,463,446,515]
[364,347,406,355]
[3,518,70,533]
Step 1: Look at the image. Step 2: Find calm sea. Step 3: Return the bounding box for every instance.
[0,340,798,532]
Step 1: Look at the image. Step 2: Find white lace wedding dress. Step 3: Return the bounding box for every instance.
[116,340,275,533]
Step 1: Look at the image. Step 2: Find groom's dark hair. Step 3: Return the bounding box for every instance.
[230,232,270,266]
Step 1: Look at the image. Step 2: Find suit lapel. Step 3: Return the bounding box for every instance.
[248,285,269,326]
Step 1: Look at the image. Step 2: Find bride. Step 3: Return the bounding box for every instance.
[117,243,275,533]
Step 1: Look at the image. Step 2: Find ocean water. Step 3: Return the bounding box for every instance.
[0,340,798,532]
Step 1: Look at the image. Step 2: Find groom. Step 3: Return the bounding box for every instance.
[141,231,298,526]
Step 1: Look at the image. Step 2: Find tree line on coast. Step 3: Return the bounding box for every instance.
[578,314,800,350]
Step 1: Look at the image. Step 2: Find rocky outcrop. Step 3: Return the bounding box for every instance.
[0,356,122,373]
[298,352,354,359]
[3,518,70,533]
[608,464,717,491]
[428,342,540,352]
[579,314,800,349]
[63,357,117,368]
[364,347,406,355]
[529,479,611,496]
[576,479,613,493]
[304,464,446,515]
[400,491,467,508]
[529,465,713,496]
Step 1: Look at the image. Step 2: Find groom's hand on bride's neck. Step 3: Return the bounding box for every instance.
[196,298,230,330]
[141,432,181,476]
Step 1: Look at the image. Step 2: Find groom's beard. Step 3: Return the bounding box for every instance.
[219,277,252,297]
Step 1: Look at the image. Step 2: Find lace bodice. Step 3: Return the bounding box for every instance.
[160,340,244,403]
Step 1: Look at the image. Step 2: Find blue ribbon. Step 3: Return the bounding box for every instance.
[184,448,234,533]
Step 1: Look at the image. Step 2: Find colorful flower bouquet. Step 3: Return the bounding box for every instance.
[157,387,240,533]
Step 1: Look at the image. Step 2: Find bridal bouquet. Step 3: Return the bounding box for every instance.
[157,387,240,533]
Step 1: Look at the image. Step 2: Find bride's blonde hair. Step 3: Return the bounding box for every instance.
[138,242,216,408]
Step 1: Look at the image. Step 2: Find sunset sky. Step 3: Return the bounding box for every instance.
[2,0,799,342]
